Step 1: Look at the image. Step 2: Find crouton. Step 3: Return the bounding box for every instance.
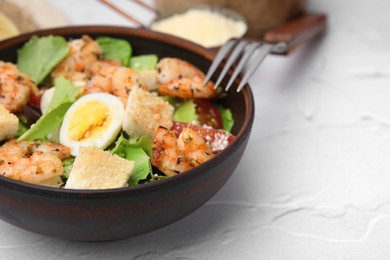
[0,103,18,141]
[65,147,134,189]
[122,87,174,139]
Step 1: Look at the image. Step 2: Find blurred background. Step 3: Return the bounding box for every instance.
[5,1,390,260]
[0,0,309,43]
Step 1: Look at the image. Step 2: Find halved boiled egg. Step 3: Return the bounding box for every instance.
[60,93,124,156]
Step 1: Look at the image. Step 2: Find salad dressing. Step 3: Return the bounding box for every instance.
[150,8,247,48]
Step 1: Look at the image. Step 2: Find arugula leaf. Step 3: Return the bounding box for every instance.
[111,135,153,186]
[18,77,80,141]
[96,37,132,66]
[17,35,69,83]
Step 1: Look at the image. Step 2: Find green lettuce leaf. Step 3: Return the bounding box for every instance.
[173,99,199,124]
[146,173,168,183]
[46,77,81,112]
[111,135,153,186]
[217,105,234,132]
[18,103,70,141]
[17,35,69,84]
[15,114,28,138]
[161,96,181,108]
[18,77,80,141]
[96,36,132,66]
[130,54,158,72]
[61,157,75,180]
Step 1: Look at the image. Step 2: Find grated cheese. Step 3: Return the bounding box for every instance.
[201,124,230,152]
[207,132,230,152]
[150,8,247,48]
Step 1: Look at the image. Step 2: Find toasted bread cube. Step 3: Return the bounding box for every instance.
[65,147,134,189]
[0,104,18,141]
[122,87,174,139]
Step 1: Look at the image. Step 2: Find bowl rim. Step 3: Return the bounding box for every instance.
[0,25,255,199]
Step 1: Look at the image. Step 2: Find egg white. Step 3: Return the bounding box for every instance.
[60,93,124,156]
[40,87,55,114]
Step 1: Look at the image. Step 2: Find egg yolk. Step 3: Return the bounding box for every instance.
[67,101,112,141]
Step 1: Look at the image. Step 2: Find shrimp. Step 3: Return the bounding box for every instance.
[51,35,102,83]
[152,126,195,176]
[0,139,71,187]
[0,61,38,113]
[152,126,214,176]
[156,57,216,99]
[177,128,214,164]
[84,64,149,105]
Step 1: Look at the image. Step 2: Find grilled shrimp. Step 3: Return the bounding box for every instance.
[152,126,195,176]
[177,128,214,164]
[51,35,102,83]
[84,64,148,105]
[157,57,216,99]
[0,140,71,187]
[0,61,38,113]
[152,126,214,176]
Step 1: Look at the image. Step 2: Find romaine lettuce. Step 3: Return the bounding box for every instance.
[61,157,75,180]
[18,77,80,141]
[130,54,158,71]
[111,135,153,185]
[217,105,234,132]
[17,35,69,84]
[173,99,199,124]
[96,36,132,66]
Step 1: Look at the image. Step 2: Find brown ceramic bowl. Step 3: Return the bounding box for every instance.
[0,26,254,241]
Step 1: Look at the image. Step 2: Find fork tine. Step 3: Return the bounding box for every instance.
[214,40,249,88]
[236,43,274,92]
[225,41,261,91]
[203,39,237,84]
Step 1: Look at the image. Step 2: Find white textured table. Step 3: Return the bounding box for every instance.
[2,0,390,259]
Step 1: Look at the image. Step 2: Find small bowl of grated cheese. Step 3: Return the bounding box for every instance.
[150,5,248,49]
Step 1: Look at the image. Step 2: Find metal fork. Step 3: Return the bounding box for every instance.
[204,13,327,92]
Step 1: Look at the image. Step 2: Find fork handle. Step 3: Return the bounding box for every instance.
[264,13,327,55]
